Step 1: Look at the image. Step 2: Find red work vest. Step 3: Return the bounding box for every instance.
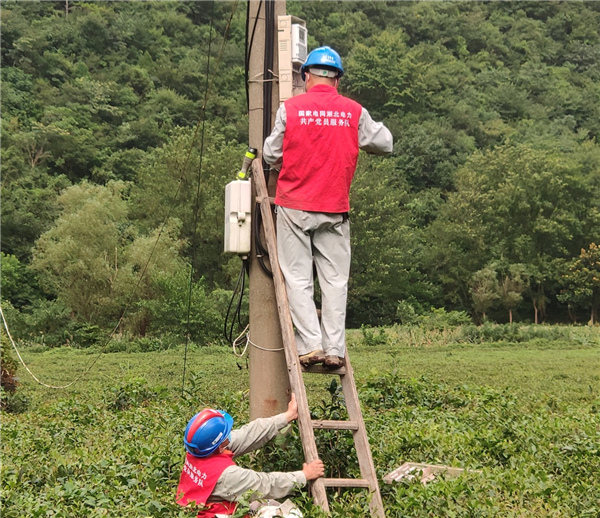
[176,451,237,518]
[276,84,362,213]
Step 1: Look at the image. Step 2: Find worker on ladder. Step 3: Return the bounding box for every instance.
[263,46,393,369]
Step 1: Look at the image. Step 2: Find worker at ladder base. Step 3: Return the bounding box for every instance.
[263,46,393,370]
[176,394,324,518]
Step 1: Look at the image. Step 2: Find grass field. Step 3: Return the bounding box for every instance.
[2,327,599,517]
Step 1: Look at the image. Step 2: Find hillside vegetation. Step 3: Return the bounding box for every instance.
[2,1,600,347]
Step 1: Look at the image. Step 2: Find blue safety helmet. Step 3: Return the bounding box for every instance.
[184,408,234,458]
[301,46,344,81]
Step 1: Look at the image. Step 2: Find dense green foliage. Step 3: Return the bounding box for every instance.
[2,1,600,343]
[2,330,599,516]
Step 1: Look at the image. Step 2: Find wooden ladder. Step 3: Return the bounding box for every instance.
[252,160,385,517]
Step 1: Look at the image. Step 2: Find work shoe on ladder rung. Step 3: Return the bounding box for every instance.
[299,349,326,366]
[324,355,344,369]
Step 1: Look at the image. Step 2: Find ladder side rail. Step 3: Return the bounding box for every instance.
[251,159,329,511]
[340,353,385,517]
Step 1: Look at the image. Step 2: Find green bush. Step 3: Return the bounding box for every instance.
[396,300,420,325]
[418,308,472,330]
[107,377,166,411]
[139,273,231,343]
[360,325,388,346]
[1,333,19,390]
[0,386,29,413]
[68,322,107,348]
[360,372,478,411]
[130,336,170,352]
[395,304,472,330]
[11,299,72,347]
[455,323,584,345]
[0,334,23,410]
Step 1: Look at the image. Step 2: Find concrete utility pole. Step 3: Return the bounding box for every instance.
[248,0,289,420]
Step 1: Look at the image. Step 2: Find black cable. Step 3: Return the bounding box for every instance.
[245,0,250,111]
[262,0,275,183]
[235,260,249,329]
[223,258,249,344]
[182,0,216,398]
[245,0,263,112]
[181,0,240,396]
[254,204,273,278]
[250,0,276,277]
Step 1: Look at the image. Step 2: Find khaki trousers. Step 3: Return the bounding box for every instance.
[276,206,350,358]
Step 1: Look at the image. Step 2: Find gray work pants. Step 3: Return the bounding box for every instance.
[276,206,350,358]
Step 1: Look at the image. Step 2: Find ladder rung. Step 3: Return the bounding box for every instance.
[312,420,359,430]
[301,364,347,375]
[255,196,276,205]
[322,478,371,488]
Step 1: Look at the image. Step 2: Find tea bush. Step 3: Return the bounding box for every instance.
[2,336,599,517]
[362,373,600,517]
[351,322,600,348]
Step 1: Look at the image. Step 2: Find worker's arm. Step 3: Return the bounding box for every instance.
[263,104,286,166]
[228,393,298,457]
[227,414,288,457]
[211,395,323,501]
[210,459,324,501]
[210,466,305,501]
[358,107,393,155]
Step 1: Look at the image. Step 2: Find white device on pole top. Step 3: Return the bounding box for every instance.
[291,24,307,64]
[224,179,252,255]
[278,16,307,102]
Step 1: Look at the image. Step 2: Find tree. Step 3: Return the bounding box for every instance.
[426,143,596,318]
[31,181,186,332]
[4,0,600,331]
[558,244,600,325]
[498,264,528,324]
[130,126,245,288]
[347,154,441,326]
[344,29,427,120]
[0,155,71,262]
[470,267,499,322]
[0,253,39,309]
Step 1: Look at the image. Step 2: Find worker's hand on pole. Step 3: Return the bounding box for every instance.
[302,459,325,481]
[284,393,299,423]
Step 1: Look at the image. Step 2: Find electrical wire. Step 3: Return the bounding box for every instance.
[182,0,216,397]
[232,324,250,357]
[262,0,275,178]
[247,335,284,352]
[245,0,263,112]
[1,306,81,389]
[223,258,249,347]
[254,203,273,277]
[6,1,240,391]
[182,0,240,397]
[249,0,276,278]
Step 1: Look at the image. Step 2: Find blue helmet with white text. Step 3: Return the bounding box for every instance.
[301,46,344,81]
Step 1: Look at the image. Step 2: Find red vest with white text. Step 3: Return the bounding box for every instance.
[276,84,362,213]
[176,451,237,518]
